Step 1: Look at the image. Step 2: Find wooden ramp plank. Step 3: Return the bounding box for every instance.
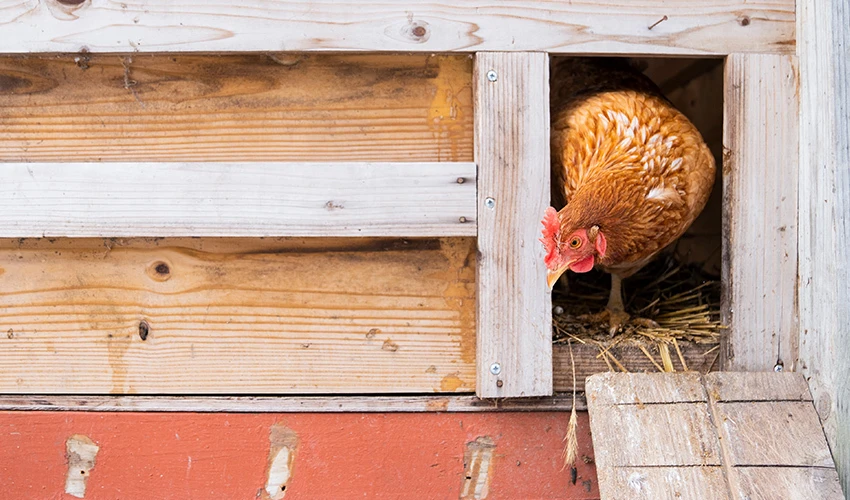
[0,237,477,394]
[587,372,845,499]
[474,52,551,398]
[705,372,813,402]
[0,162,476,238]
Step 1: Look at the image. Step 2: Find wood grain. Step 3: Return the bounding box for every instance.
[798,0,850,492]
[475,52,551,398]
[588,372,843,499]
[0,1,794,55]
[0,162,476,237]
[704,372,812,402]
[713,401,835,467]
[0,237,477,394]
[0,394,586,413]
[603,467,729,500]
[732,467,845,500]
[722,54,799,372]
[0,54,473,163]
[553,342,720,394]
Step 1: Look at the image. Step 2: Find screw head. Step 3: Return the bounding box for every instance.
[489,362,501,375]
[486,70,498,82]
[774,363,784,372]
[484,197,496,209]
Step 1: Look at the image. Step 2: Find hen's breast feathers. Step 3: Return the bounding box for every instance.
[551,60,715,275]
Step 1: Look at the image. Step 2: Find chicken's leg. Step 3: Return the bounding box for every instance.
[605,274,631,335]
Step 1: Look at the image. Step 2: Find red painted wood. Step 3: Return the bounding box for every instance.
[0,411,597,499]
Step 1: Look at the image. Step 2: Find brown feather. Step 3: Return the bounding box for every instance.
[550,58,715,278]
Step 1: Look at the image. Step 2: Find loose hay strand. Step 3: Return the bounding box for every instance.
[562,340,579,472]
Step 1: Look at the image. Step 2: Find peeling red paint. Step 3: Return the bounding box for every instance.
[0,411,598,499]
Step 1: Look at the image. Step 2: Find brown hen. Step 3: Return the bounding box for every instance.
[542,58,716,334]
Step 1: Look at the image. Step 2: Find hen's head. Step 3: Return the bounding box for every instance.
[540,206,607,289]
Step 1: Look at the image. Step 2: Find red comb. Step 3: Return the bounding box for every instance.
[540,207,561,268]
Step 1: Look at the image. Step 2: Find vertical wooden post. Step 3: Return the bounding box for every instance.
[798,0,850,491]
[474,52,552,398]
[722,54,799,372]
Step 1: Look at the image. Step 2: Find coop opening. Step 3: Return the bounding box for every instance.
[548,57,723,374]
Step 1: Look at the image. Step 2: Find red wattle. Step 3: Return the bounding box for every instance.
[570,255,595,273]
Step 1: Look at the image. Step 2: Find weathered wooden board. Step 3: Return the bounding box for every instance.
[0,0,794,55]
[553,342,720,394]
[732,467,845,500]
[704,372,812,402]
[722,54,799,372]
[603,467,729,500]
[0,237,477,394]
[475,52,551,398]
[797,0,850,492]
[0,162,476,237]
[0,394,586,413]
[0,54,473,163]
[0,412,599,499]
[587,373,844,499]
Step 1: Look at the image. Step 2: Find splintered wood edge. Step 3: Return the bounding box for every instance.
[0,395,586,413]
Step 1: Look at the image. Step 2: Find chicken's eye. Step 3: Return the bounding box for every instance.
[569,237,582,249]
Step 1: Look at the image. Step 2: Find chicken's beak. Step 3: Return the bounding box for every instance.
[546,262,573,290]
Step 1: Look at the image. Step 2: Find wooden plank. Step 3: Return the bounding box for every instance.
[0,412,599,499]
[553,342,720,394]
[585,372,707,406]
[0,394,586,413]
[601,467,729,500]
[0,237,477,394]
[588,403,721,467]
[798,0,850,492]
[0,1,794,55]
[712,402,835,467]
[704,372,812,402]
[474,52,551,398]
[0,162,476,237]
[721,54,799,372]
[732,467,845,500]
[0,54,473,163]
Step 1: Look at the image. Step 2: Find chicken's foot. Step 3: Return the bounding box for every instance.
[578,274,659,336]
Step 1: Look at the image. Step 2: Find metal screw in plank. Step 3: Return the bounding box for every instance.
[489,362,501,375]
[484,197,496,209]
[486,70,498,82]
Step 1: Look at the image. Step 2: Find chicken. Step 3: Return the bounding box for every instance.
[542,57,716,334]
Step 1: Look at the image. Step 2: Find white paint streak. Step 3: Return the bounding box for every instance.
[265,424,299,499]
[65,435,99,499]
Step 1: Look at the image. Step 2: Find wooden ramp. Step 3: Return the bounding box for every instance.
[586,372,844,499]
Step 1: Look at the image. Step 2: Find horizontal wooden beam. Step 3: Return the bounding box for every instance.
[0,162,476,237]
[0,1,793,55]
[0,237,477,394]
[0,394,584,412]
[0,54,473,164]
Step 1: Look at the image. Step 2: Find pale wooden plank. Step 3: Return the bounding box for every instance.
[0,162,476,237]
[0,395,585,413]
[586,372,707,406]
[732,467,845,500]
[600,467,729,500]
[474,52,551,398]
[721,54,799,371]
[588,403,722,467]
[0,237,476,394]
[0,54,473,163]
[797,0,850,492]
[0,1,794,55]
[704,372,812,402]
[713,402,835,467]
